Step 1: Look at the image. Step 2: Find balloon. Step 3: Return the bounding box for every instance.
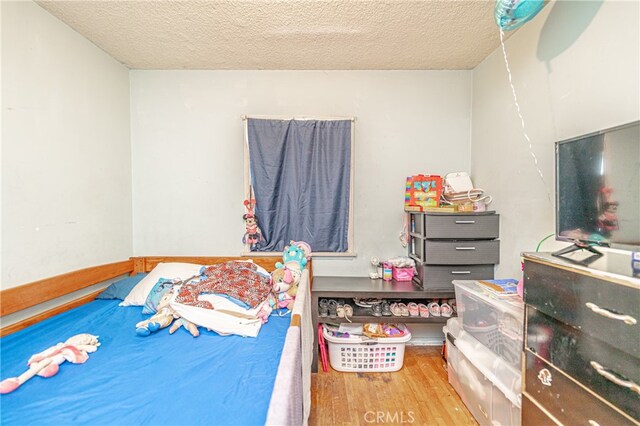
[495,0,545,31]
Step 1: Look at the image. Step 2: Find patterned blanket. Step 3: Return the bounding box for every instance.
[175,261,272,309]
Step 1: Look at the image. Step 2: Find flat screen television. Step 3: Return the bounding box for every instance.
[555,121,640,258]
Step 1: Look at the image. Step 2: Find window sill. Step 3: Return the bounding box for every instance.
[241,251,357,258]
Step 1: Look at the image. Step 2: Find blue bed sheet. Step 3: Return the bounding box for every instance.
[0,300,289,426]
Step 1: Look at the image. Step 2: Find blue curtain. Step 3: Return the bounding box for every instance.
[247,119,351,252]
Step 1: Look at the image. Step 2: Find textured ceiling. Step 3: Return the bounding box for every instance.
[37,0,512,70]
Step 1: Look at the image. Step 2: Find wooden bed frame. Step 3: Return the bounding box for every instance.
[1,256,312,425]
[0,256,310,337]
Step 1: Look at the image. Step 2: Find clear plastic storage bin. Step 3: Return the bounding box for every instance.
[453,280,524,368]
[444,318,521,426]
[322,324,411,372]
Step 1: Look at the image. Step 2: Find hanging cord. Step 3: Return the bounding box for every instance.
[499,28,553,206]
[399,213,409,247]
[536,233,555,252]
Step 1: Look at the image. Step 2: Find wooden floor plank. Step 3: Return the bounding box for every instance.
[310,346,477,426]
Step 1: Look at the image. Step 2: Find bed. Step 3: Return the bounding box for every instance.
[0,256,313,426]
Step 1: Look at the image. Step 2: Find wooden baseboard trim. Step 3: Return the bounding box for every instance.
[0,289,103,337]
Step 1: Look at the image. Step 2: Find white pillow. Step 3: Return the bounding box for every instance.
[120,262,205,307]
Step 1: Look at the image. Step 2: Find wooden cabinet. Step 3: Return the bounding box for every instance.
[522,251,640,425]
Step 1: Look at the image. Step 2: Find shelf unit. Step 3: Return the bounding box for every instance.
[311,276,455,372]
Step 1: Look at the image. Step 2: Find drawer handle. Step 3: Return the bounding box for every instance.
[455,220,476,224]
[585,302,637,325]
[590,361,640,394]
[451,271,471,274]
[455,247,476,250]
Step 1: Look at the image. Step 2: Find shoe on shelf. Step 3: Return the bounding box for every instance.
[427,301,441,317]
[337,301,345,318]
[372,304,382,317]
[397,302,409,317]
[354,298,381,308]
[418,303,429,318]
[440,302,453,318]
[319,299,329,317]
[390,303,402,317]
[343,304,353,322]
[381,301,393,316]
[352,298,365,308]
[448,299,457,313]
[407,302,419,317]
[328,299,338,319]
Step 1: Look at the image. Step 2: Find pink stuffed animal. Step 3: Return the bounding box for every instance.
[0,334,100,394]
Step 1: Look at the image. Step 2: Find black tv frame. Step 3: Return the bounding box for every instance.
[553,120,640,260]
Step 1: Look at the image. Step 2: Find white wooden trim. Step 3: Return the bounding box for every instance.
[241,114,355,122]
[242,120,251,252]
[243,119,250,197]
[347,120,355,253]
[241,251,357,258]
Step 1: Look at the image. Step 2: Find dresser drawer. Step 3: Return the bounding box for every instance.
[524,259,640,358]
[415,264,494,290]
[522,394,556,426]
[526,307,640,420]
[419,240,499,265]
[525,350,637,425]
[419,213,499,239]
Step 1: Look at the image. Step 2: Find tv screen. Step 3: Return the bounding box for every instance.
[556,121,640,250]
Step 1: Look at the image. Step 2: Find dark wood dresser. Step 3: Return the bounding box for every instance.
[522,251,639,426]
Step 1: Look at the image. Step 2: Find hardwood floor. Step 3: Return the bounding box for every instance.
[310,346,477,426]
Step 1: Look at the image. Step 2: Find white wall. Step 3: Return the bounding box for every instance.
[471,0,640,278]
[1,1,132,288]
[130,70,472,276]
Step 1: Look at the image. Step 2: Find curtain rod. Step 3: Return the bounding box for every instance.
[241,115,356,122]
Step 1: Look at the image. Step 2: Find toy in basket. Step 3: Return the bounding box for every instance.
[322,324,411,372]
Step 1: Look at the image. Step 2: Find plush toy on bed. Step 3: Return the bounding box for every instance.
[0,334,100,394]
[136,291,199,337]
[275,241,311,272]
[268,267,300,312]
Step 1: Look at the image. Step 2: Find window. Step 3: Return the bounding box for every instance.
[243,116,354,255]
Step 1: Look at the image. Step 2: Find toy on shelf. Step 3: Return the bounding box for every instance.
[242,187,263,250]
[0,334,100,394]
